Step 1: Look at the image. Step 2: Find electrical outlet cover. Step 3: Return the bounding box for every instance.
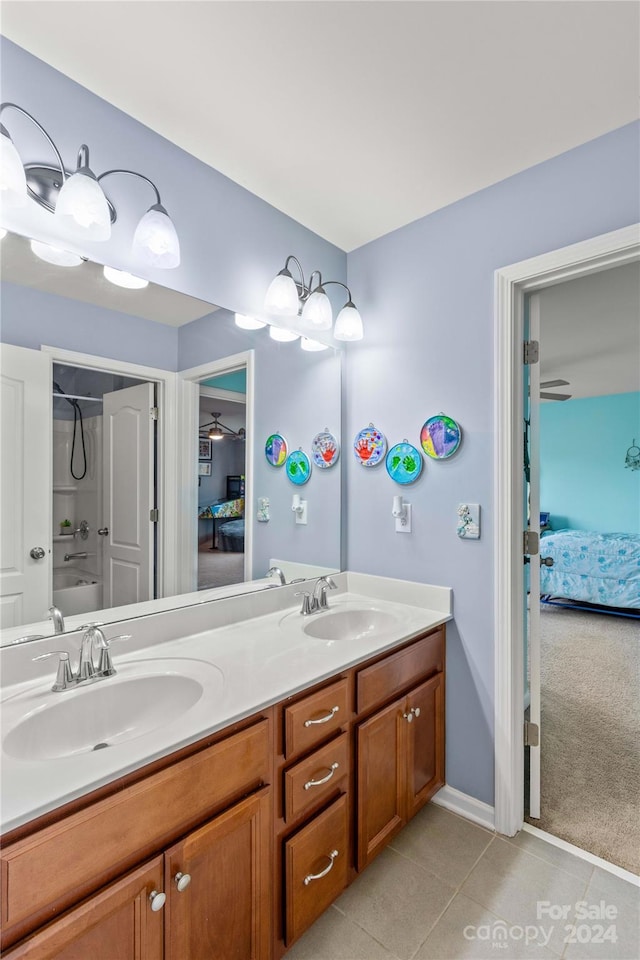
[457,503,480,539]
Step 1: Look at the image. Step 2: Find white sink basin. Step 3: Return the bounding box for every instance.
[3,658,224,761]
[303,608,399,642]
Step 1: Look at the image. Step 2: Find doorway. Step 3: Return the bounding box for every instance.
[493,223,640,854]
[51,362,157,615]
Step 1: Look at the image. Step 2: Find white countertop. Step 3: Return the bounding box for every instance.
[0,573,451,834]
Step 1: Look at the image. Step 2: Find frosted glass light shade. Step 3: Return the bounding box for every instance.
[235,313,266,330]
[103,265,149,289]
[301,289,332,330]
[0,228,7,240]
[55,169,111,241]
[334,302,364,341]
[301,337,329,352]
[264,271,299,317]
[269,324,299,342]
[132,203,180,269]
[30,240,82,267]
[0,126,27,208]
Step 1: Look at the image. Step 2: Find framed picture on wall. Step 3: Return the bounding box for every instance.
[199,439,212,461]
[198,462,212,476]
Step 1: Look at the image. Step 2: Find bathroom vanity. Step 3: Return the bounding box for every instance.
[0,574,450,958]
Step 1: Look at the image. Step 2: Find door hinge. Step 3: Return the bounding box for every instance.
[150,406,159,421]
[150,509,159,522]
[523,340,539,365]
[523,530,539,556]
[524,720,539,747]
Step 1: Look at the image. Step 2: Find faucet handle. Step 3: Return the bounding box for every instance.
[32,651,75,691]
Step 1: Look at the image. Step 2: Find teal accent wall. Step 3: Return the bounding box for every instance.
[540,392,640,534]
[203,370,247,393]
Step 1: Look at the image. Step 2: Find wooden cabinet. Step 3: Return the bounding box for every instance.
[3,857,164,960]
[165,788,270,960]
[2,622,446,960]
[357,669,445,871]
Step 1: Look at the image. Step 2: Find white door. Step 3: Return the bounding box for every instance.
[0,344,52,627]
[102,382,155,608]
[526,294,542,819]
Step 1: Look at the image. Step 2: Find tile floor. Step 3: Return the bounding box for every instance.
[285,805,640,960]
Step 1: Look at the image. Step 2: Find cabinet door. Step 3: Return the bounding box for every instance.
[356,696,405,871]
[3,857,163,960]
[405,672,445,821]
[165,787,270,960]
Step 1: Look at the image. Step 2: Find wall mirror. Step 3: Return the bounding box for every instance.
[0,231,343,644]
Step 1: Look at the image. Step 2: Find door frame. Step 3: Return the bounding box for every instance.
[493,223,640,837]
[179,350,255,590]
[40,346,180,600]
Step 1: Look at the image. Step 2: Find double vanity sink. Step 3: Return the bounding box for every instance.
[1,573,451,833]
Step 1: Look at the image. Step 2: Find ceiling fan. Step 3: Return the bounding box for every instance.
[199,412,246,441]
[540,379,572,401]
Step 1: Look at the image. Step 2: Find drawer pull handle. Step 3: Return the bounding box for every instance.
[174,871,191,892]
[303,849,339,886]
[148,890,166,912]
[304,762,339,790]
[304,706,339,728]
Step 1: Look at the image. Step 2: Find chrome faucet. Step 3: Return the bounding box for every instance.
[266,566,286,585]
[64,551,88,562]
[32,624,132,691]
[312,576,337,611]
[296,576,338,616]
[48,605,65,634]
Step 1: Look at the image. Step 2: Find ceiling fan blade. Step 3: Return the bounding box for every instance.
[540,391,572,401]
[540,379,570,388]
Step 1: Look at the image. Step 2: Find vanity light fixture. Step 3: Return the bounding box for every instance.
[0,102,180,268]
[265,255,364,341]
[103,266,149,290]
[268,324,300,343]
[300,337,329,352]
[0,227,9,240]
[234,313,266,330]
[30,239,83,267]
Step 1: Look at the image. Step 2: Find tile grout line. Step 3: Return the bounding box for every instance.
[503,833,598,885]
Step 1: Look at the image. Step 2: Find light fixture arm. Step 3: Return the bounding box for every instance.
[318,278,355,305]
[0,101,66,184]
[96,168,162,207]
[282,254,310,299]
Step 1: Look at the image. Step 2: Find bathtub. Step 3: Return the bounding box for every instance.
[52,569,103,617]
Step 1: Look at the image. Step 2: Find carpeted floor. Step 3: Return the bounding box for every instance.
[525,604,640,874]
[197,542,245,590]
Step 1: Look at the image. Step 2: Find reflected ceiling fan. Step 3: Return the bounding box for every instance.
[199,412,246,441]
[540,379,572,401]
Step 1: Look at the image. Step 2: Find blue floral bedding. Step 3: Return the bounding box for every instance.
[540,530,640,609]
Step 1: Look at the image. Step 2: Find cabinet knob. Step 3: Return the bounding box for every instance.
[303,850,339,886]
[402,711,414,723]
[174,871,191,892]
[148,890,166,912]
[411,707,421,719]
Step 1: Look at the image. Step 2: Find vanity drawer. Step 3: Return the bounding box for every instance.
[284,732,349,823]
[0,718,270,940]
[356,628,444,715]
[284,793,348,945]
[284,677,349,759]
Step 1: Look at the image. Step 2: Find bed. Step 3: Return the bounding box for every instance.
[540,529,640,615]
[198,497,245,550]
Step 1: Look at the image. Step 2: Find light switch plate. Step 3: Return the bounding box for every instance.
[457,503,480,539]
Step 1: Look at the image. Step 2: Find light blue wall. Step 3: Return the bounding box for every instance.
[540,392,640,534]
[0,282,179,370]
[346,121,640,805]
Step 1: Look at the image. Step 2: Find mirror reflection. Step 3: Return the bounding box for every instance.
[0,231,342,643]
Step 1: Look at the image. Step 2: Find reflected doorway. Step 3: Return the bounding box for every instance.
[196,368,247,590]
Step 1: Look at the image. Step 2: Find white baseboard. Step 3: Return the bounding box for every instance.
[432,784,496,831]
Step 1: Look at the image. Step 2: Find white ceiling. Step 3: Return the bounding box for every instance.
[0,232,216,325]
[539,261,640,401]
[2,1,637,251]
